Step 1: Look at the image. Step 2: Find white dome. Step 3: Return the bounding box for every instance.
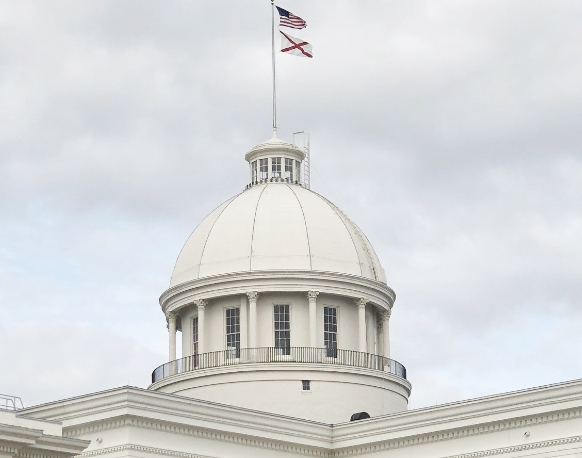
[170,183,387,287]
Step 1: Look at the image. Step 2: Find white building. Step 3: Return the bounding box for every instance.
[3,134,582,458]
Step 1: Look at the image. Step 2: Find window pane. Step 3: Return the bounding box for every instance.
[324,307,338,357]
[252,161,258,181]
[260,159,268,179]
[274,304,290,355]
[285,158,293,180]
[272,157,281,178]
[225,308,240,358]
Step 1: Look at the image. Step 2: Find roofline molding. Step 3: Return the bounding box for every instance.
[161,269,396,314]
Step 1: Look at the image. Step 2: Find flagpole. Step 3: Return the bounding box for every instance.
[271,0,277,135]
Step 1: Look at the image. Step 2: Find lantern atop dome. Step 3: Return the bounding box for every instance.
[245,133,306,187]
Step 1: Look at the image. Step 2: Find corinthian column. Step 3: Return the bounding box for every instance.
[356,298,368,353]
[247,292,258,348]
[167,313,177,361]
[307,291,319,347]
[194,300,207,354]
[382,309,391,359]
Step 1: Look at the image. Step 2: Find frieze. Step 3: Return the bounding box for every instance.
[62,407,582,457]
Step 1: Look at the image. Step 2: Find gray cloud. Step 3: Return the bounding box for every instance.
[1,0,581,410]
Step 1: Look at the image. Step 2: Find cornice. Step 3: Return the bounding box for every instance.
[66,420,330,457]
[23,388,331,445]
[0,424,88,458]
[20,381,582,458]
[0,423,42,445]
[332,407,582,456]
[160,270,395,314]
[77,444,217,458]
[61,409,582,458]
[0,444,19,454]
[19,451,83,458]
[444,434,582,458]
[332,378,582,439]
[244,140,305,163]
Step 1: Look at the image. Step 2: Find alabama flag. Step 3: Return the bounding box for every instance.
[280,31,313,58]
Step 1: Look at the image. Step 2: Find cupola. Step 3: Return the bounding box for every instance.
[245,132,306,186]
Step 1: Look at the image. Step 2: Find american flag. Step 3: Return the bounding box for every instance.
[276,6,307,29]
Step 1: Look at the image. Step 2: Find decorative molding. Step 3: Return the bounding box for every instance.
[78,444,216,458]
[63,418,582,458]
[333,408,582,456]
[443,434,582,458]
[65,418,329,457]
[307,291,319,300]
[19,452,77,458]
[355,298,367,308]
[1,445,19,454]
[161,270,394,315]
[246,291,258,301]
[193,299,207,309]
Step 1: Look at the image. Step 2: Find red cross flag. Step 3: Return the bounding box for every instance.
[280,31,313,58]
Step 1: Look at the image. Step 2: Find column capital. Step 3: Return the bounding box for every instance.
[246,291,259,301]
[167,312,177,324]
[383,308,392,319]
[355,297,368,308]
[194,299,208,309]
[307,291,319,300]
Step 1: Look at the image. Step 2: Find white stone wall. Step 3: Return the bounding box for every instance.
[154,366,409,423]
[21,383,582,458]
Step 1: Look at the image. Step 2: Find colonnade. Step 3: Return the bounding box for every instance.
[167,292,391,362]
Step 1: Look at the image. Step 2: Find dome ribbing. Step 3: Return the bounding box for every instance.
[170,183,386,287]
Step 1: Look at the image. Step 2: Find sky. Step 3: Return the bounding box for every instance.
[1,0,581,411]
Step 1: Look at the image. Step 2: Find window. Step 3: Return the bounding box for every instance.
[285,158,294,180]
[251,161,258,182]
[302,380,310,391]
[259,158,268,179]
[226,308,240,358]
[295,160,301,182]
[272,157,281,178]
[324,307,338,357]
[193,317,199,356]
[274,304,290,355]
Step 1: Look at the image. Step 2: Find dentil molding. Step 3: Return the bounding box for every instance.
[79,444,216,458]
[62,407,582,457]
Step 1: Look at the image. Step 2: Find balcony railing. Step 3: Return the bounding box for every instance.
[152,347,406,384]
[0,394,23,410]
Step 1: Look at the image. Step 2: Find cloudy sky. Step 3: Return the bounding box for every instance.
[1,0,581,411]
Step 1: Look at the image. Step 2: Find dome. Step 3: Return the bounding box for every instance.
[170,182,387,287]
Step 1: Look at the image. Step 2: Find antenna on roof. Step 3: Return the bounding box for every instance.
[293,131,310,189]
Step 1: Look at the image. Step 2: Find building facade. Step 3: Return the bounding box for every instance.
[3,134,582,458]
